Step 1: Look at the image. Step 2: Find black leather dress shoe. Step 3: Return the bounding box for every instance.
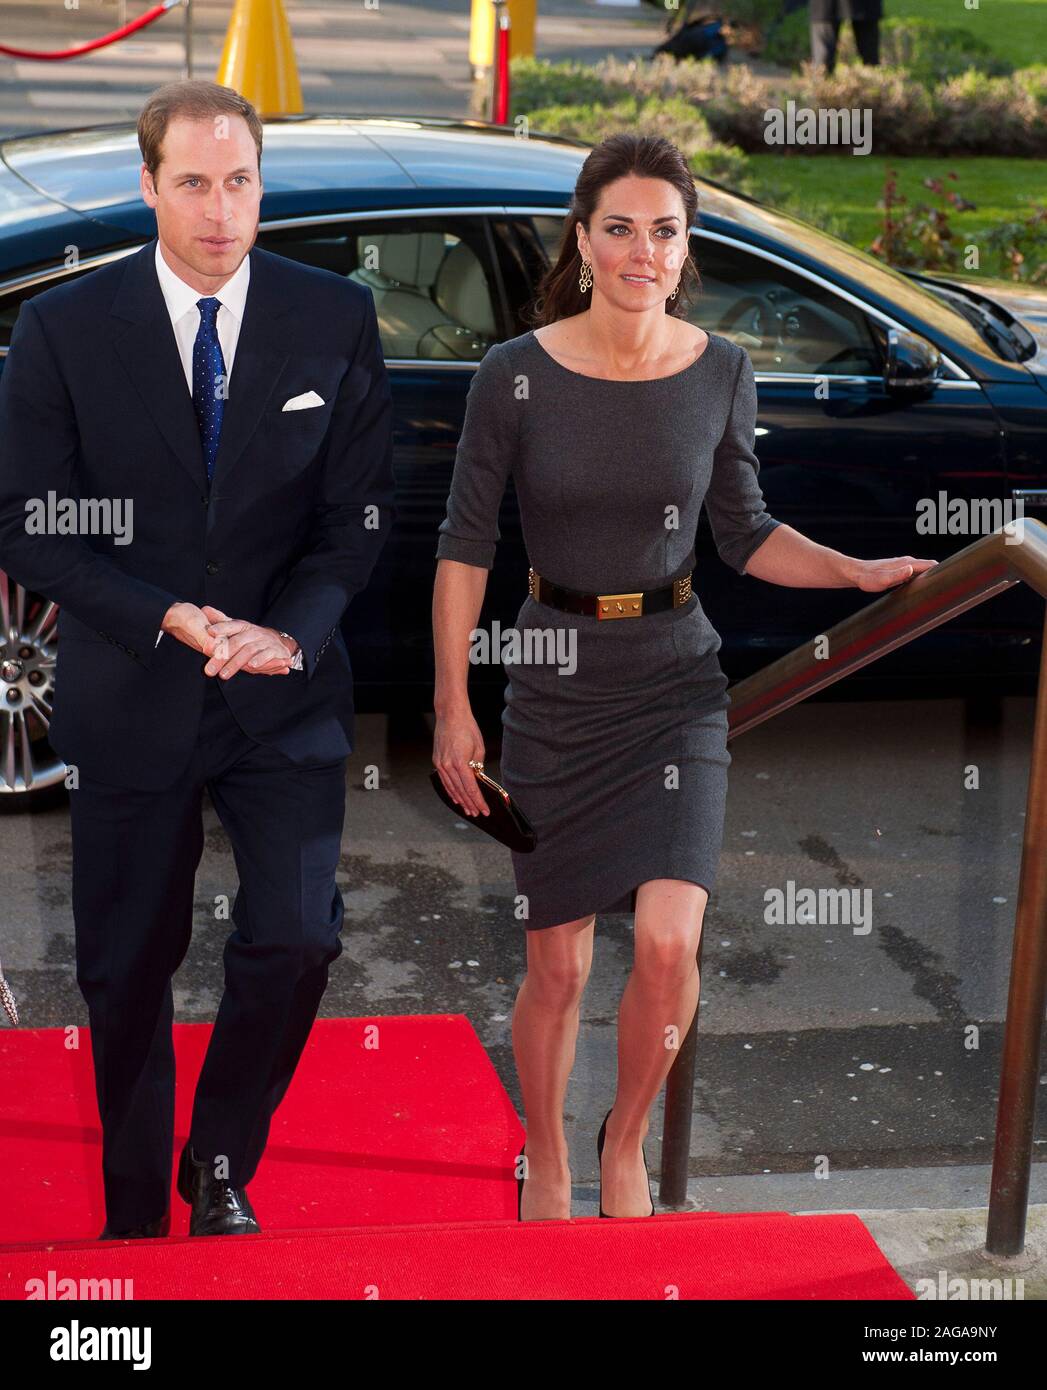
[177,1141,261,1236]
[98,1208,171,1240]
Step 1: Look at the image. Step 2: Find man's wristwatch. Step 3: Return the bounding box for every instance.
[277,631,304,671]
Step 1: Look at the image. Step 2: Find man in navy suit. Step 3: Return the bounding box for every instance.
[0,80,395,1237]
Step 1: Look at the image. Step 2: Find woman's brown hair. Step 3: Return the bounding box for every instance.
[525,133,700,328]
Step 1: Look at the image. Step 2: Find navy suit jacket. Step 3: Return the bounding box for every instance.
[0,237,396,790]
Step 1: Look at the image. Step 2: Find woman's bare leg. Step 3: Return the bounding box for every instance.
[511,913,596,1219]
[600,879,707,1217]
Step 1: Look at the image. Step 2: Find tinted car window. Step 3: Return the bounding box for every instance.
[531,214,568,264]
[258,219,501,361]
[491,217,553,336]
[0,264,107,349]
[689,235,883,375]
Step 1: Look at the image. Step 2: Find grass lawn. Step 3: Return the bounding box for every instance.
[887,0,1047,69]
[743,154,1047,275]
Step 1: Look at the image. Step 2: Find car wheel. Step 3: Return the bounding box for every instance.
[0,575,67,811]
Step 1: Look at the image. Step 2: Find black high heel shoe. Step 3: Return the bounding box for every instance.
[597,1107,655,1218]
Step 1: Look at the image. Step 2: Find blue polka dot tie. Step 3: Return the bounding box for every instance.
[192,296,225,483]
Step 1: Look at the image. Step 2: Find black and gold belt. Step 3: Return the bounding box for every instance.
[528,566,692,620]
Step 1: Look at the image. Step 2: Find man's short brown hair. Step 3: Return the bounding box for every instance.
[137,79,263,181]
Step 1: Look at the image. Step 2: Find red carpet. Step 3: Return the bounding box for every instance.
[2,1212,911,1300]
[0,1016,913,1299]
[0,1016,521,1242]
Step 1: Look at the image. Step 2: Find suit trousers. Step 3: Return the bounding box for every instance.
[70,671,348,1230]
[811,17,880,69]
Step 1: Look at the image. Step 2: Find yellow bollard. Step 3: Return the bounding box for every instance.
[215,0,303,117]
[469,0,536,75]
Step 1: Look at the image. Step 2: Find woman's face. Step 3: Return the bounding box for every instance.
[576,175,688,310]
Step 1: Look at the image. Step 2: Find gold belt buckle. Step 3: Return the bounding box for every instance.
[597,591,643,619]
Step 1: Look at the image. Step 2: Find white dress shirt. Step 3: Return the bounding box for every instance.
[152,242,301,670]
[154,238,250,396]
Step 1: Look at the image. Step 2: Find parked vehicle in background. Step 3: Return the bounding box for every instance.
[1,116,1045,806]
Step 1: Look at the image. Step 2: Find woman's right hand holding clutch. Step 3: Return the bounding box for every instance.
[433,709,490,817]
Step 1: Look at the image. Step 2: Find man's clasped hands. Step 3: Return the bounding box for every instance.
[161,602,299,677]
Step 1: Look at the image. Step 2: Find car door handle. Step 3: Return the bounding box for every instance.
[1011,489,1047,508]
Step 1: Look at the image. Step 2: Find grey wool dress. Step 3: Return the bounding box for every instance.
[435,329,782,932]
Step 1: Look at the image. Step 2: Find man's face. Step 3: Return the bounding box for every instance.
[140,113,262,291]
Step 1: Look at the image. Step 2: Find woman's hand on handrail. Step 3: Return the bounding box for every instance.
[850,555,939,592]
[743,523,937,591]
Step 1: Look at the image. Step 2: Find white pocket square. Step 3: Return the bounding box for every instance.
[282,390,325,411]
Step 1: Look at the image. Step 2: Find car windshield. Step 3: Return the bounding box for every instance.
[908,278,1036,362]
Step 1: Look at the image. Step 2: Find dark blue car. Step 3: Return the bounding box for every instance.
[1,116,1045,805]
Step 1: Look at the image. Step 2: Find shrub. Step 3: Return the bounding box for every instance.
[507,56,631,114]
[984,208,1047,284]
[935,70,1045,155]
[521,92,754,191]
[702,62,941,155]
[865,168,1046,281]
[867,167,968,271]
[506,56,1047,158]
[1013,64,1047,113]
[690,143,754,191]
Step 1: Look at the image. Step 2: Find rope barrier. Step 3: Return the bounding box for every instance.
[0,0,181,61]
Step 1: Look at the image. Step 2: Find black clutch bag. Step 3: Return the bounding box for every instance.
[429,763,537,853]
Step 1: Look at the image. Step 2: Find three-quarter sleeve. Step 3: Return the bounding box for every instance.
[704,345,781,576]
[436,343,517,570]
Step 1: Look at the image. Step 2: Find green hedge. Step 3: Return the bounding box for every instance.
[518,86,755,191]
[511,55,1047,158]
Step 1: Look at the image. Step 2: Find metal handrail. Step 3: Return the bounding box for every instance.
[661,518,1047,1256]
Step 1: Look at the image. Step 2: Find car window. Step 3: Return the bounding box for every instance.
[531,214,569,264]
[0,264,107,350]
[491,217,554,336]
[689,235,883,375]
[257,218,501,361]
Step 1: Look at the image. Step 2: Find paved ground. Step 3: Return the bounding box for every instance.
[0,0,674,136]
[3,691,1045,1295]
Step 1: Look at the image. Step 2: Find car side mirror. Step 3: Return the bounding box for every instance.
[884,327,941,396]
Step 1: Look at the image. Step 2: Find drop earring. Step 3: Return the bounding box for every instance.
[579,259,593,293]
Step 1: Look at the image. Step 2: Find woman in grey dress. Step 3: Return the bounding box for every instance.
[432,135,935,1221]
